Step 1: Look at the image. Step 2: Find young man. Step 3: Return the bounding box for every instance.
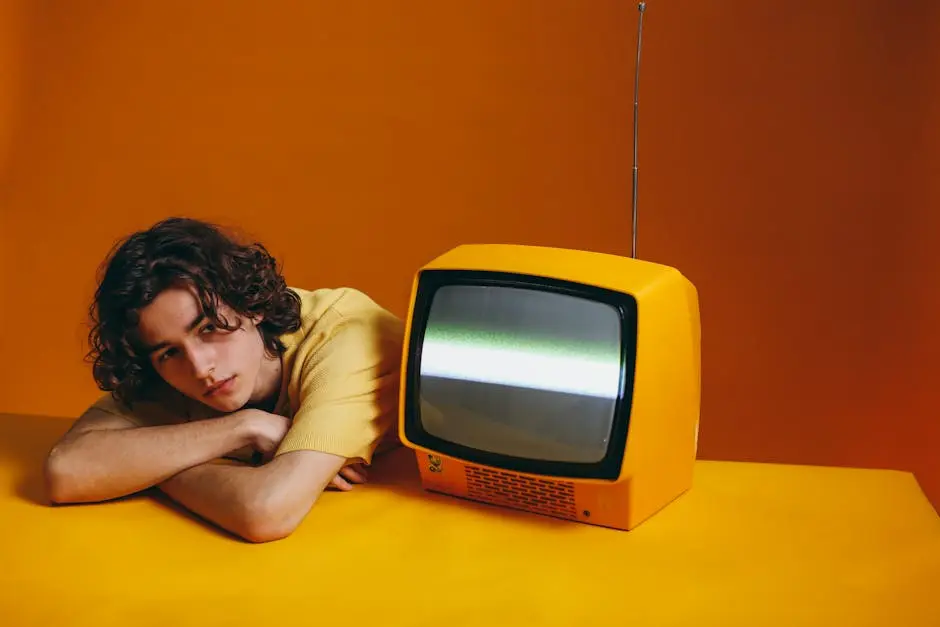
[43,217,405,543]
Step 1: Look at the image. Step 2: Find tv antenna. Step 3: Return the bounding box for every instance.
[631,1,646,259]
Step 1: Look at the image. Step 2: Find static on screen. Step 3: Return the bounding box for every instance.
[418,284,624,464]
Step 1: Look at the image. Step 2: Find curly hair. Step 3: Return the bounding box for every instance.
[86,217,301,406]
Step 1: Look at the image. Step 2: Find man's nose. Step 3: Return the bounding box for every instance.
[187,346,215,380]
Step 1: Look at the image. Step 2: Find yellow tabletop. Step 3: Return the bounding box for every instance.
[1,413,938,626]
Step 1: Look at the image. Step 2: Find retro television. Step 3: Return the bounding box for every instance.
[398,243,701,531]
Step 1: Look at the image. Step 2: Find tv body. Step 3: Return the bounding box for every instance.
[398,243,701,531]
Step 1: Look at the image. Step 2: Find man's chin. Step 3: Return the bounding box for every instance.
[199,395,248,415]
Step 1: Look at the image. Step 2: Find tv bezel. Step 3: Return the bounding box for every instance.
[402,268,637,481]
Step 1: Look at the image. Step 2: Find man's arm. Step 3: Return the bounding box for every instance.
[161,298,404,543]
[158,449,348,543]
[43,407,287,504]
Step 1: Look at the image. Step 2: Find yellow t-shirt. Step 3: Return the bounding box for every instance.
[270,286,404,463]
[86,286,405,466]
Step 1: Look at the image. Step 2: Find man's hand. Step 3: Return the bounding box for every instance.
[331,463,368,491]
[241,410,291,461]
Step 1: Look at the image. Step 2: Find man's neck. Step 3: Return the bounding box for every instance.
[249,353,283,414]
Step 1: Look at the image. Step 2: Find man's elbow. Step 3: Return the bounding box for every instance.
[43,449,81,504]
[239,515,296,544]
[237,494,311,544]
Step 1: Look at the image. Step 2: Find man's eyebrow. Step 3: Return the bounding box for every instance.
[144,313,206,354]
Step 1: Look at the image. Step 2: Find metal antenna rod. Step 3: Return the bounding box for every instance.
[631,1,646,259]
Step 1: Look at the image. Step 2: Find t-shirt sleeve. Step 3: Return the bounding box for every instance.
[274,309,404,465]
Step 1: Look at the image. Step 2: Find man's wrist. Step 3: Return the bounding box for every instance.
[228,409,261,450]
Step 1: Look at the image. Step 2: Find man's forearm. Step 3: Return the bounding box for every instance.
[158,461,263,540]
[45,413,254,504]
[159,450,346,543]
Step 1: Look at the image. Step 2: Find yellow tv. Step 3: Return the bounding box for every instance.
[398,243,701,531]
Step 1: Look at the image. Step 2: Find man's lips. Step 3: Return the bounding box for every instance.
[204,376,235,397]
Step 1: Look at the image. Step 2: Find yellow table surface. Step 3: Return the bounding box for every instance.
[1,413,938,627]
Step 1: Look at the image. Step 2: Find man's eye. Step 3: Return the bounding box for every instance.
[201,324,217,334]
[158,349,176,362]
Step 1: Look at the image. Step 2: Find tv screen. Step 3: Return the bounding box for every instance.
[405,270,637,479]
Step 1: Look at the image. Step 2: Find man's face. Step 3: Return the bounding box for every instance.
[137,285,269,413]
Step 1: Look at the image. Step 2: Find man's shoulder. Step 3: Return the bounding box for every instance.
[282,286,404,359]
[287,286,401,334]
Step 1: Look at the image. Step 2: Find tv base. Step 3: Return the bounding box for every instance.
[412,450,692,531]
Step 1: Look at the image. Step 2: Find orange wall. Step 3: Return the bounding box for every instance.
[891,2,940,511]
[0,0,31,368]
[1,1,936,508]
[635,0,938,508]
[0,0,27,177]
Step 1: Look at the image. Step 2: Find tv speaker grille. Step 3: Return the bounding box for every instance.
[464,466,578,520]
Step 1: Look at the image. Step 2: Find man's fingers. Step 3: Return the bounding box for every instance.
[328,464,369,491]
[340,465,367,484]
[331,475,353,491]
